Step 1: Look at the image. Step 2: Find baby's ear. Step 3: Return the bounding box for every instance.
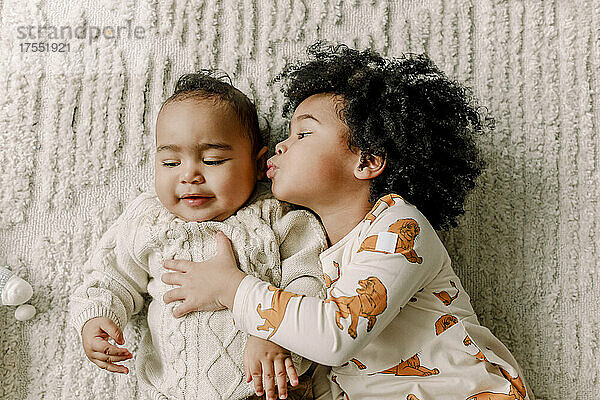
[255,146,268,180]
[354,152,386,180]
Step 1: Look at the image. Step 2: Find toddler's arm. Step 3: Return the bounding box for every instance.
[233,208,443,366]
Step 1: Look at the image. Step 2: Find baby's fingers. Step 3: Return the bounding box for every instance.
[249,361,264,396]
[91,358,129,374]
[99,319,124,345]
[244,363,252,383]
[90,337,131,357]
[284,357,298,387]
[262,362,277,400]
[90,351,132,364]
[274,358,288,399]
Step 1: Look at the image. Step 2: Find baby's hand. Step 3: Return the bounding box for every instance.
[81,317,132,374]
[244,335,298,400]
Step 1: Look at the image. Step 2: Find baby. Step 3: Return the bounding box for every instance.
[70,72,326,400]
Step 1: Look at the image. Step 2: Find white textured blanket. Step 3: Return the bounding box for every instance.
[1,1,598,399]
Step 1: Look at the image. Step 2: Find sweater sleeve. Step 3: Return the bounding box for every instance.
[269,203,328,374]
[233,207,444,366]
[69,193,155,335]
[272,203,328,298]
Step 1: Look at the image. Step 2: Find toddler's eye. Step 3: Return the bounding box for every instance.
[162,161,180,167]
[297,132,311,139]
[203,159,229,165]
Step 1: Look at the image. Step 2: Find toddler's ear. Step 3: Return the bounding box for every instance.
[255,146,268,180]
[354,153,386,180]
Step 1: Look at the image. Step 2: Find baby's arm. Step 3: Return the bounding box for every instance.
[81,317,133,374]
[162,204,326,399]
[70,194,153,372]
[246,206,327,399]
[243,335,298,399]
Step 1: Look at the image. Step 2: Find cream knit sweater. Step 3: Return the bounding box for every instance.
[70,183,327,400]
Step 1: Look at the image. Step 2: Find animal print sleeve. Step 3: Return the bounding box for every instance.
[232,207,446,366]
[347,208,447,330]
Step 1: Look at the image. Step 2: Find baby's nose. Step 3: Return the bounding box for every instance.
[181,167,205,184]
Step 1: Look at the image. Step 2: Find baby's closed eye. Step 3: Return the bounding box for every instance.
[203,159,230,165]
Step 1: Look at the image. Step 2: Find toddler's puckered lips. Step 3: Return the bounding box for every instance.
[266,160,278,179]
[179,193,214,207]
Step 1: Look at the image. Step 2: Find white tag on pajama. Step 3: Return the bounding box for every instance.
[374,231,398,253]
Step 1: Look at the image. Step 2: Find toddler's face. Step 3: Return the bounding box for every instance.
[266,93,360,210]
[154,99,263,222]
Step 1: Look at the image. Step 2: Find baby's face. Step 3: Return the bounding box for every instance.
[154,99,261,222]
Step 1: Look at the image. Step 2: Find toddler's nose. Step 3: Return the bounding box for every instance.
[275,141,287,155]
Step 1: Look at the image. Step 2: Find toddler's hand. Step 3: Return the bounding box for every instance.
[81,317,132,374]
[162,231,246,316]
[244,335,298,400]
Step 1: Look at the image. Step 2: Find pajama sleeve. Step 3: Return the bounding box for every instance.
[233,206,445,366]
[70,194,155,334]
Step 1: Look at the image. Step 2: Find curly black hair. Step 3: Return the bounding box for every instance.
[164,70,264,155]
[276,42,488,230]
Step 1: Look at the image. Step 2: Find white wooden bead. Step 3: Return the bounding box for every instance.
[15,304,36,321]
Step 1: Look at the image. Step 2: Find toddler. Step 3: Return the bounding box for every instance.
[70,71,326,400]
[162,44,534,400]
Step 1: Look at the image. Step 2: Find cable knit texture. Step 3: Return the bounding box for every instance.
[69,183,326,399]
[0,1,598,399]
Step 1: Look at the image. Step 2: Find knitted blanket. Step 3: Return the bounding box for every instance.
[0,1,598,399]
